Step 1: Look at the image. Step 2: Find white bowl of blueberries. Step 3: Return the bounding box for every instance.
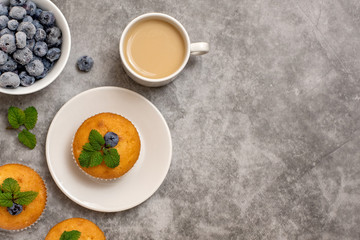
[0,0,70,95]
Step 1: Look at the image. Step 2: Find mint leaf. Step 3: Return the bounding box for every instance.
[88,129,105,151]
[8,107,25,129]
[90,151,103,167]
[103,148,120,168]
[83,142,95,152]
[79,150,92,167]
[60,230,81,240]
[2,178,20,194]
[24,106,38,130]
[18,129,37,149]
[0,192,13,207]
[14,191,38,205]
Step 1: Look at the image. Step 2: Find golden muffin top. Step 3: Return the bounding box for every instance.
[45,218,106,240]
[72,113,141,179]
[0,164,47,230]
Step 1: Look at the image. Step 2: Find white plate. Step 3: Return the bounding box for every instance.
[46,87,172,212]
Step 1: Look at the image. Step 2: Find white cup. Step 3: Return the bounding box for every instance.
[119,13,209,87]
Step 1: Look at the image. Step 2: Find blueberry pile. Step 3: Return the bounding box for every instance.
[0,0,62,89]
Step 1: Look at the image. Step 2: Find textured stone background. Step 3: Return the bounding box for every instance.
[1,0,360,239]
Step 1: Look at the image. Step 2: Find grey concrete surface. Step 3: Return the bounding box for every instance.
[1,0,360,239]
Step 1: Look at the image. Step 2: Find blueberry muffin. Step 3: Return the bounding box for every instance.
[72,113,141,179]
[45,218,106,240]
[0,163,47,231]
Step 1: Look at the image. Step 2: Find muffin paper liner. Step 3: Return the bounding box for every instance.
[71,112,141,183]
[0,164,48,234]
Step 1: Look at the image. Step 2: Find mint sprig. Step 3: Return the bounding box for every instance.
[89,151,103,167]
[8,107,25,129]
[14,191,39,205]
[2,178,20,193]
[79,129,120,168]
[83,143,95,152]
[18,129,37,149]
[89,129,105,151]
[104,148,120,168]
[60,230,81,240]
[24,106,38,130]
[7,106,38,149]
[0,178,38,208]
[0,192,13,207]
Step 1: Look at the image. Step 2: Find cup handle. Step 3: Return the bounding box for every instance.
[190,42,209,56]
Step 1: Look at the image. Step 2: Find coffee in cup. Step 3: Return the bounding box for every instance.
[123,19,186,79]
[120,13,209,87]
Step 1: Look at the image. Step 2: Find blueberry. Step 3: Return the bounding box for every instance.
[0,34,16,53]
[35,65,49,80]
[32,20,43,29]
[33,41,47,57]
[77,56,94,72]
[10,0,27,6]
[37,58,53,80]
[26,39,35,50]
[15,31,26,48]
[0,4,9,16]
[13,47,33,65]
[34,28,46,41]
[7,19,18,31]
[18,22,36,39]
[0,16,9,30]
[19,71,35,86]
[26,59,44,76]
[22,15,33,23]
[0,50,8,65]
[46,47,61,62]
[34,8,42,19]
[23,1,37,16]
[42,58,54,69]
[7,202,23,215]
[9,6,26,20]
[46,27,61,47]
[36,59,53,80]
[104,132,119,148]
[0,57,17,71]
[0,72,20,89]
[0,28,13,37]
[39,11,55,26]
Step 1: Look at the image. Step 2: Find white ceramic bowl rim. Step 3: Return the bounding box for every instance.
[119,13,191,83]
[0,0,71,95]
